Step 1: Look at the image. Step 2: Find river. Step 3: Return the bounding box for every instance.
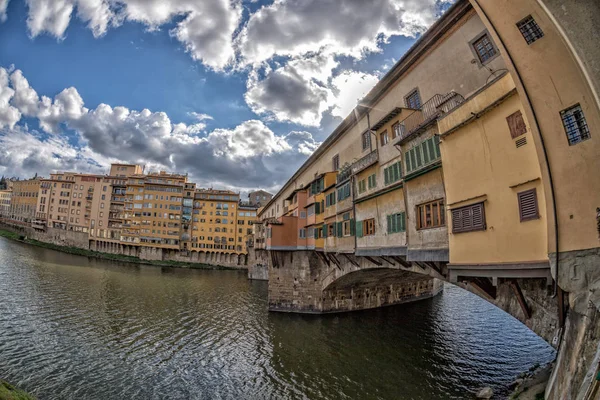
[0,237,555,399]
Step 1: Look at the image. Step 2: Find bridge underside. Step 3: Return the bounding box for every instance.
[268,250,442,313]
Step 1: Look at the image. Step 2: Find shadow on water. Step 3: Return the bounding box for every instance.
[0,238,554,400]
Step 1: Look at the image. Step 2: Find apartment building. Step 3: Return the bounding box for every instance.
[237,204,259,253]
[248,190,273,207]
[9,178,41,226]
[0,190,11,217]
[121,171,187,249]
[191,189,239,251]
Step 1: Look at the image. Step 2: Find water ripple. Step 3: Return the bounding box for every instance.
[0,238,554,400]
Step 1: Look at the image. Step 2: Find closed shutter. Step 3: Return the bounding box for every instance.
[422,140,430,164]
[315,202,320,214]
[415,146,422,167]
[405,152,412,173]
[384,168,389,185]
[325,196,329,207]
[518,189,539,221]
[337,222,343,237]
[410,149,417,172]
[344,184,350,198]
[387,215,392,233]
[451,202,486,233]
[323,225,327,238]
[393,162,400,181]
[355,220,362,237]
[433,135,441,158]
[350,219,355,236]
[400,212,406,232]
[314,227,318,239]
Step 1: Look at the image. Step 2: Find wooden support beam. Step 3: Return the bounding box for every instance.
[328,253,341,270]
[316,251,330,267]
[270,251,278,268]
[365,256,383,266]
[391,256,411,269]
[379,256,395,266]
[342,253,360,267]
[425,261,442,276]
[467,277,497,300]
[510,279,531,320]
[380,256,396,266]
[414,261,427,270]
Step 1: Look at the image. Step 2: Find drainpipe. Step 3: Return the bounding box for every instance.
[471,1,562,324]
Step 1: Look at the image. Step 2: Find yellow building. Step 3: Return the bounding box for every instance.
[236,204,259,253]
[0,190,11,218]
[438,72,551,283]
[191,189,239,252]
[9,178,41,226]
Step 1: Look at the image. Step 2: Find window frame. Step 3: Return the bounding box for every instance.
[516,15,544,45]
[363,218,376,236]
[404,88,422,110]
[380,130,389,146]
[560,104,591,146]
[416,199,446,230]
[469,31,499,66]
[361,131,371,151]
[332,154,340,171]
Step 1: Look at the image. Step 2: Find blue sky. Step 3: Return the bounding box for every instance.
[0,0,451,192]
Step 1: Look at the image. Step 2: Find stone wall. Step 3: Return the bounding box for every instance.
[268,250,443,313]
[248,249,269,280]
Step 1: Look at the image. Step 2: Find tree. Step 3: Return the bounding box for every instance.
[0,176,6,190]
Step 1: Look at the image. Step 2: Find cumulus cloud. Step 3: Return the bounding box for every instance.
[237,0,444,66]
[20,0,242,70]
[0,66,321,192]
[330,71,380,119]
[0,0,9,22]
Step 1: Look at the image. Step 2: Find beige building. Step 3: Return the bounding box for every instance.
[0,190,11,218]
[9,178,41,226]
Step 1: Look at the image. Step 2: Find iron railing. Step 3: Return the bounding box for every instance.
[397,92,465,141]
[337,149,378,184]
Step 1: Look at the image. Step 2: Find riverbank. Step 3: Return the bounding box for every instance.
[0,380,35,400]
[0,228,240,271]
[508,362,552,399]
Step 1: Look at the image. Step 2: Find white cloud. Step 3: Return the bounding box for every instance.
[0,68,21,129]
[237,0,442,66]
[20,0,242,70]
[0,0,9,22]
[188,112,213,121]
[329,70,380,119]
[0,67,321,191]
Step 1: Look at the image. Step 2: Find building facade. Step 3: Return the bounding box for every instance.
[0,190,11,217]
[9,178,41,226]
[248,190,273,207]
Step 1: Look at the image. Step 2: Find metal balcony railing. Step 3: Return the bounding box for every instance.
[337,149,378,184]
[396,92,465,141]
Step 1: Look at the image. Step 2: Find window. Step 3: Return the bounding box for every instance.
[517,15,544,45]
[384,162,402,185]
[358,179,366,194]
[299,228,306,238]
[325,192,336,207]
[332,154,340,171]
[300,211,306,219]
[356,218,375,237]
[405,89,421,109]
[307,205,315,216]
[380,130,389,146]
[307,227,314,238]
[392,122,404,139]
[387,212,406,234]
[517,189,539,222]
[451,203,486,233]
[337,183,351,201]
[361,131,371,151]
[506,110,527,139]
[417,199,445,230]
[405,136,440,174]
[368,174,376,189]
[561,104,590,145]
[472,33,497,64]
[328,224,334,237]
[342,219,353,236]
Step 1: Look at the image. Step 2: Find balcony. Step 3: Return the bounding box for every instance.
[395,92,465,144]
[337,149,379,184]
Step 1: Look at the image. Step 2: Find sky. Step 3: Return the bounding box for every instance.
[0,0,452,194]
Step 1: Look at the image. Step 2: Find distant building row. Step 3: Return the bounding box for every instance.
[0,164,272,259]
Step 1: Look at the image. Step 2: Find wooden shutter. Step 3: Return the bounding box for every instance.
[322,225,327,238]
[410,149,417,171]
[451,202,486,233]
[337,222,343,237]
[507,110,527,139]
[400,212,406,232]
[433,135,441,158]
[355,220,363,237]
[350,219,355,236]
[315,202,320,214]
[518,189,539,221]
[387,215,392,233]
[405,152,411,173]
[422,140,430,164]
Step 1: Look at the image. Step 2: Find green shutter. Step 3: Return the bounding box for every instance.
[434,135,441,158]
[323,225,327,238]
[387,215,392,234]
[400,212,406,232]
[350,219,356,236]
[314,227,318,239]
[345,184,350,198]
[415,146,422,167]
[325,195,330,207]
[315,202,320,214]
[384,168,389,185]
[405,151,412,173]
[423,141,430,164]
[410,149,417,172]
[356,220,363,238]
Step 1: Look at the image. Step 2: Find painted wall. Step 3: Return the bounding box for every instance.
[439,73,548,264]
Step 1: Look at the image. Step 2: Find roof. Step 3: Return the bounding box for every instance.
[258,0,472,216]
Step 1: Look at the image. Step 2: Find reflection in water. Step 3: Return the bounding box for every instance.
[0,238,554,399]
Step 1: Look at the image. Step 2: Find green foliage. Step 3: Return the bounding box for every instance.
[534,392,545,400]
[0,380,36,400]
